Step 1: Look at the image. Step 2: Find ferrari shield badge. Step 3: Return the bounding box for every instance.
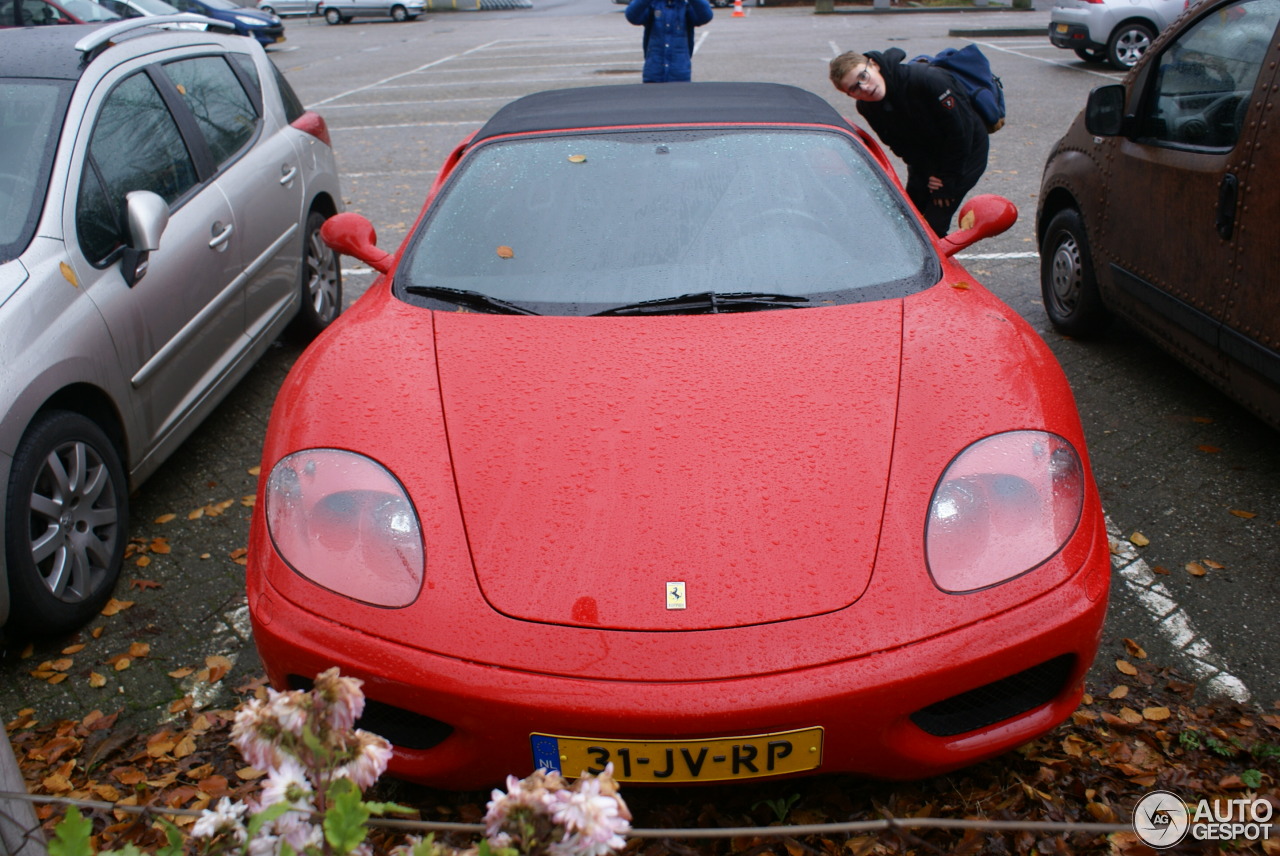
[666,581,686,610]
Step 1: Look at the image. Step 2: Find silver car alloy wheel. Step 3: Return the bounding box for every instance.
[26,435,121,604]
[1111,25,1153,68]
[305,217,341,325]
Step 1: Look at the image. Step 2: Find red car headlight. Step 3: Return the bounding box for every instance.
[925,431,1084,593]
[264,449,424,607]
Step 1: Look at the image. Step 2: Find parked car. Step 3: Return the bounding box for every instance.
[165,0,283,45]
[1049,0,1187,69]
[1040,0,1280,428]
[94,0,202,25]
[0,17,343,637]
[246,81,1111,789]
[316,0,421,23]
[0,0,118,25]
[256,0,316,16]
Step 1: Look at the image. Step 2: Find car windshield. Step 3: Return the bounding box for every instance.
[132,0,181,13]
[62,0,122,18]
[397,128,937,316]
[202,0,244,10]
[0,79,72,264]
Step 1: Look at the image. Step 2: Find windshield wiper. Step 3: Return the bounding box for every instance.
[403,285,540,316]
[592,291,810,317]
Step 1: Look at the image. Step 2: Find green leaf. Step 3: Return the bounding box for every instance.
[157,817,185,856]
[48,807,94,856]
[1241,769,1263,789]
[362,800,415,816]
[247,801,294,838]
[101,845,146,856]
[324,778,372,853]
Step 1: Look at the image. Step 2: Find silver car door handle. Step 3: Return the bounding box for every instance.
[279,165,298,185]
[209,221,234,249]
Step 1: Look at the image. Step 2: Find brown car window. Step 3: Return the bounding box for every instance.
[1139,0,1280,148]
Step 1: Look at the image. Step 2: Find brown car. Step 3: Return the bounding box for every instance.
[1037,0,1280,429]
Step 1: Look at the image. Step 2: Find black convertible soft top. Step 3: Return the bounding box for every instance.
[470,82,855,146]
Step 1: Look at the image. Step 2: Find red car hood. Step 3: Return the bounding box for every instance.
[434,303,902,631]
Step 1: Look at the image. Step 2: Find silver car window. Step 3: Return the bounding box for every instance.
[76,71,197,263]
[164,56,259,168]
[0,80,69,260]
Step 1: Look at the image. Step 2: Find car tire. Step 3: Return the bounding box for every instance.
[1041,208,1108,337]
[1073,46,1105,63]
[1107,21,1155,70]
[324,7,342,22]
[4,411,127,638]
[288,209,343,340]
[390,3,407,19]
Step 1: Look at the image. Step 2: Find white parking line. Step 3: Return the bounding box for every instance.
[1108,523,1251,702]
[971,39,1121,79]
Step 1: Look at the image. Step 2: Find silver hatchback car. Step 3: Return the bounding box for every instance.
[1049,0,1189,68]
[0,17,342,637]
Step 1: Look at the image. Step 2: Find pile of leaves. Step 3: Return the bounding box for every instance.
[6,655,1279,856]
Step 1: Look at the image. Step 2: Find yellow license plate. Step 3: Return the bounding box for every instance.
[530,727,823,783]
[1056,23,1069,32]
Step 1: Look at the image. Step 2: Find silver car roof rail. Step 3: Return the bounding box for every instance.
[74,14,235,54]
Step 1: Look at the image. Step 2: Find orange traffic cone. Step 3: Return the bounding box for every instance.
[732,0,744,16]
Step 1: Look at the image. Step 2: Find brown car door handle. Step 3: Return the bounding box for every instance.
[1216,173,1238,240]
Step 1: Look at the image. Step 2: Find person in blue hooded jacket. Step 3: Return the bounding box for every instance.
[625,0,713,83]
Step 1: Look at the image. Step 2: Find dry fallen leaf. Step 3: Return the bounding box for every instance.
[1229,509,1256,519]
[61,644,86,655]
[188,508,204,520]
[567,154,587,163]
[150,538,171,554]
[100,598,134,616]
[1197,445,1220,453]
[1202,559,1225,569]
[1143,706,1171,721]
[88,672,107,688]
[1152,565,1170,575]
[1186,562,1208,577]
[136,555,152,568]
[951,281,970,290]
[1129,532,1150,547]
[1109,685,1130,699]
[1123,638,1147,659]
[1119,707,1144,725]
[128,642,150,658]
[169,667,196,679]
[496,245,514,259]
[1116,659,1139,676]
[154,513,177,524]
[248,466,261,476]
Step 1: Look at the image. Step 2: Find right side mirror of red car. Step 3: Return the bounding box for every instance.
[938,194,1018,257]
[321,212,394,274]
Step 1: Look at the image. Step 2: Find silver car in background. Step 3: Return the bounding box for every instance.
[256,0,318,16]
[1049,0,1188,68]
[0,17,342,638]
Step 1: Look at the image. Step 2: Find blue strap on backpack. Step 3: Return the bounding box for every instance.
[913,44,1006,133]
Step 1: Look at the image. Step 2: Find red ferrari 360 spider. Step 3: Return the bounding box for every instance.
[247,82,1110,789]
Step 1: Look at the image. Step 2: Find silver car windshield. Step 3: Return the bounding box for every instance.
[0,80,72,263]
[398,129,937,316]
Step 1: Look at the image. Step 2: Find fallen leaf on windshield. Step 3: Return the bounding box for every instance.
[496,245,514,259]
[1129,532,1149,547]
[568,154,587,163]
[1187,562,1208,577]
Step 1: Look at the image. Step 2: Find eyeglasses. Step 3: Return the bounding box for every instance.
[845,67,873,96]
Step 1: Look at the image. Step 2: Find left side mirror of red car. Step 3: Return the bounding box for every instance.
[938,194,1018,257]
[321,212,394,274]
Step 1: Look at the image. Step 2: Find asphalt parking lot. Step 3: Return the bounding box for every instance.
[2,1,1277,747]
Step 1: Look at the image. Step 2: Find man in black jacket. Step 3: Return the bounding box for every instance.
[830,48,989,236]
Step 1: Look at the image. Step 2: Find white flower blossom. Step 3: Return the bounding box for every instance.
[191,797,248,844]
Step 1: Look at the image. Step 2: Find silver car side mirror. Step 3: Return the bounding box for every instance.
[122,190,170,287]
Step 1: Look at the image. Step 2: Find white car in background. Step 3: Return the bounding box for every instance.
[1049,0,1188,68]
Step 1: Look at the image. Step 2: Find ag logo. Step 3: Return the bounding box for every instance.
[1133,791,1189,848]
